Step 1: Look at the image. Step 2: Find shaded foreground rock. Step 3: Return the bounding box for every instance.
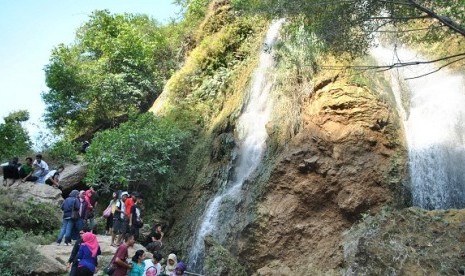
[36,234,150,275]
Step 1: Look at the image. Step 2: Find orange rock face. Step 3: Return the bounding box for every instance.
[243,79,407,274]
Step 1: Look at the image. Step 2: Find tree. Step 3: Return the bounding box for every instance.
[233,0,465,68]
[43,10,179,138]
[84,113,190,197]
[0,110,31,162]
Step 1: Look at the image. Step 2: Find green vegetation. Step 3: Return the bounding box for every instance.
[233,0,465,57]
[0,110,31,163]
[48,139,79,164]
[0,228,48,276]
[43,10,180,138]
[84,113,191,205]
[0,194,60,234]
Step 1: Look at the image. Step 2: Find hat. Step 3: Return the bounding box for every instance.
[175,262,187,272]
[121,191,129,197]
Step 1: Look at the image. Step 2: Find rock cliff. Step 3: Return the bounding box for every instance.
[235,77,407,274]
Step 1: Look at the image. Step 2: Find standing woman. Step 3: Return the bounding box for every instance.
[76,232,101,275]
[128,249,145,276]
[105,192,118,235]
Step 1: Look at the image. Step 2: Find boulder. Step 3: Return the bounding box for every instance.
[60,164,87,193]
[2,181,63,206]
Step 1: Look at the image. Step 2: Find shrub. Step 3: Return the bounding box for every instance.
[85,113,191,201]
[0,195,61,234]
[0,226,47,275]
[48,139,79,164]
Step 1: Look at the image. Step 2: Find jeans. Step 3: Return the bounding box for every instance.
[57,218,75,244]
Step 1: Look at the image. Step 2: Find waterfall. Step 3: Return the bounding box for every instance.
[371,44,465,209]
[188,18,285,270]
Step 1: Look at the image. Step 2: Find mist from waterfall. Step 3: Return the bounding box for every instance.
[188,18,285,270]
[371,44,465,209]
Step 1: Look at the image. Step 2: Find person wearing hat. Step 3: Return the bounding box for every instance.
[169,261,187,276]
[111,191,129,247]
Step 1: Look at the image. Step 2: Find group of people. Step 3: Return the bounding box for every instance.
[2,154,64,188]
[58,187,99,245]
[68,231,187,276]
[61,189,189,275]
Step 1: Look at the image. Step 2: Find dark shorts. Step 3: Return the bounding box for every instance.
[113,217,127,234]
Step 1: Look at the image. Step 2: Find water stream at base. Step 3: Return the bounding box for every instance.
[371,44,465,209]
[188,18,285,271]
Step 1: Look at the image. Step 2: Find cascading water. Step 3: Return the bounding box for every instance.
[188,18,285,270]
[371,44,465,209]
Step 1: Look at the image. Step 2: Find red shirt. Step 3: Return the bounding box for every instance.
[113,243,129,276]
[125,198,134,217]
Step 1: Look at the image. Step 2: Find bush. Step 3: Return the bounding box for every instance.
[0,195,61,234]
[48,139,79,164]
[85,113,191,201]
[0,227,48,275]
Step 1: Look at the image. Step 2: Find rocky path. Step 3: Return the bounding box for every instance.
[36,234,149,275]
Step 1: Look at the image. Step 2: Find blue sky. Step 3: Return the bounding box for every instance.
[0,0,180,143]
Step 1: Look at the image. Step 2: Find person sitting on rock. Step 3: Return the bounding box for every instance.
[19,157,38,182]
[2,156,21,186]
[146,232,163,254]
[45,165,64,189]
[33,154,49,183]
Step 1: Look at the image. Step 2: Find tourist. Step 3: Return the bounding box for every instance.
[112,233,135,276]
[19,157,38,182]
[105,192,118,235]
[67,225,91,276]
[111,191,128,247]
[57,190,80,245]
[129,194,144,240]
[72,190,88,239]
[33,154,49,183]
[129,249,146,276]
[85,186,99,230]
[169,262,187,276]
[45,165,64,189]
[146,232,162,254]
[125,192,136,227]
[164,254,177,275]
[76,232,101,275]
[2,157,21,186]
[144,252,163,276]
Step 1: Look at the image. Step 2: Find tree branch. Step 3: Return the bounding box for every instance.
[320,52,465,72]
[407,0,465,37]
[404,56,465,80]
[370,15,430,20]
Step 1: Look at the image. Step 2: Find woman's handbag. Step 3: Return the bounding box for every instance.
[103,263,115,275]
[103,206,112,218]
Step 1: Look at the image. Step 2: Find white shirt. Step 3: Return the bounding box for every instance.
[45,170,59,181]
[143,259,161,276]
[33,159,49,171]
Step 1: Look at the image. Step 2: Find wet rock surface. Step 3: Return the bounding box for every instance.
[241,80,406,274]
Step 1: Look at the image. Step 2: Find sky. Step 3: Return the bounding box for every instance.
[0,0,180,144]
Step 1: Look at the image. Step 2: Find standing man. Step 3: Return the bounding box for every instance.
[129,194,143,240]
[112,191,128,246]
[85,186,99,231]
[33,154,49,183]
[112,233,135,276]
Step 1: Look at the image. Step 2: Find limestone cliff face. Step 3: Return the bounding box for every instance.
[240,78,407,274]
